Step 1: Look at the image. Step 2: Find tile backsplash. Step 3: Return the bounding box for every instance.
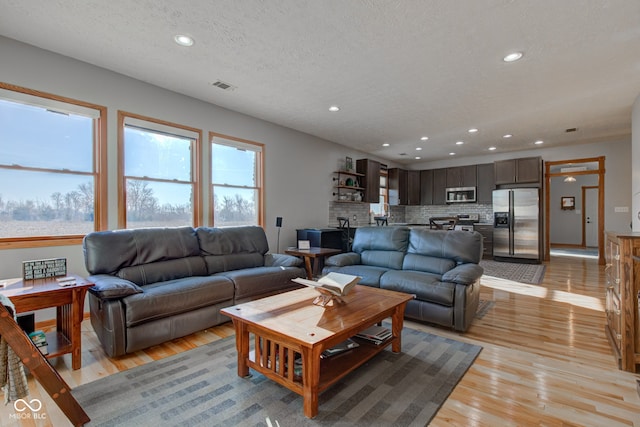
[330,202,493,226]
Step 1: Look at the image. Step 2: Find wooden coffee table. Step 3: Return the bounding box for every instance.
[220,285,412,418]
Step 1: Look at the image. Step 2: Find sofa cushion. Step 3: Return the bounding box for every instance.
[407,228,483,264]
[217,266,303,300]
[402,253,456,275]
[322,265,388,287]
[83,226,201,274]
[196,226,269,273]
[352,226,409,252]
[117,256,208,286]
[380,270,456,306]
[123,276,234,326]
[88,274,143,300]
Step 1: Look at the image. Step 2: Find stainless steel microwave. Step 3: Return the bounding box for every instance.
[445,187,476,203]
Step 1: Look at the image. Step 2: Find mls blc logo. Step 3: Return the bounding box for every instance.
[11,398,47,420]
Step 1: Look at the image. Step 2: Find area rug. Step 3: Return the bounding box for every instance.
[72,327,482,427]
[479,260,546,285]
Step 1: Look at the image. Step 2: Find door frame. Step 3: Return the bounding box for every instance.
[582,185,598,247]
[544,156,605,265]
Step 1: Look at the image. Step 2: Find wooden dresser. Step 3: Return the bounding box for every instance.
[604,231,640,372]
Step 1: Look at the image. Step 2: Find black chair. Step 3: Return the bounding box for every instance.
[336,217,352,252]
[374,216,388,226]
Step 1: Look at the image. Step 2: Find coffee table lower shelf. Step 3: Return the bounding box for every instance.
[247,336,393,395]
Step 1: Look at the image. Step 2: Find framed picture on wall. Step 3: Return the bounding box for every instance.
[561,196,575,210]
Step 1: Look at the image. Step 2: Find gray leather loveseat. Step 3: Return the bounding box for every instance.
[83,226,304,357]
[322,226,483,332]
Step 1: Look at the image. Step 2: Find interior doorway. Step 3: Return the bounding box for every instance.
[544,157,605,265]
[583,186,598,247]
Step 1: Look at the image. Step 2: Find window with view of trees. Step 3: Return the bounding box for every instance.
[210,134,263,227]
[0,83,106,246]
[119,112,201,229]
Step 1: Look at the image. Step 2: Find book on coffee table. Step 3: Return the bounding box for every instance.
[321,338,360,358]
[293,272,360,297]
[355,325,392,345]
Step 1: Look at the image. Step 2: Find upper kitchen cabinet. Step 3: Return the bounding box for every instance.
[476,163,495,203]
[407,170,420,205]
[356,158,381,203]
[446,165,477,188]
[432,168,448,205]
[388,168,420,205]
[420,169,433,205]
[494,156,543,186]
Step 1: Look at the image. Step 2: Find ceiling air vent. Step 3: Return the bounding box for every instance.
[565,127,578,133]
[211,80,236,91]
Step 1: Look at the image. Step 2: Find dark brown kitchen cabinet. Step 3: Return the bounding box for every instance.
[476,163,495,203]
[494,156,542,185]
[407,170,420,205]
[420,169,433,205]
[446,165,477,188]
[388,168,420,205]
[473,224,493,259]
[432,168,448,205]
[356,158,381,203]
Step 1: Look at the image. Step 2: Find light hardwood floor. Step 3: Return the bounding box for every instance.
[2,255,639,426]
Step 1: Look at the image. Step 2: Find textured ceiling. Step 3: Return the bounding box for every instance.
[1,0,639,164]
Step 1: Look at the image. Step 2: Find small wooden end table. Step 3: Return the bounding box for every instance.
[0,274,93,370]
[285,247,342,279]
[221,285,412,418]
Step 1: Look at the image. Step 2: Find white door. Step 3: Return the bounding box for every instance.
[585,187,598,247]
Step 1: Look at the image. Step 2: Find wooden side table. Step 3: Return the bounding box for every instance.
[0,274,93,370]
[285,247,342,279]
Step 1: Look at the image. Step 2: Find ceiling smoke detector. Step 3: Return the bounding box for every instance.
[211,80,236,91]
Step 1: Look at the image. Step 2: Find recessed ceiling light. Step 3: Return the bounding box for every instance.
[420,136,429,141]
[328,105,340,112]
[468,128,478,133]
[534,140,544,145]
[489,146,497,151]
[174,34,195,47]
[416,147,422,151]
[449,152,455,156]
[382,143,390,147]
[503,52,523,62]
[456,141,464,145]
[503,134,513,138]
[415,156,421,160]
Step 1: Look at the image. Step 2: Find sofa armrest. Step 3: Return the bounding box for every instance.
[442,263,483,285]
[88,274,143,300]
[324,252,361,267]
[265,253,303,268]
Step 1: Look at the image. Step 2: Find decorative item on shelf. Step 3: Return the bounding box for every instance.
[353,192,362,202]
[345,156,353,172]
[345,177,355,187]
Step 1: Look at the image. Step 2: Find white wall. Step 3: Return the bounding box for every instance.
[412,138,633,233]
[549,174,599,245]
[0,36,393,279]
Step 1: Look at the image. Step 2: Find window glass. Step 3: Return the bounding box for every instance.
[0,90,103,241]
[121,114,200,229]
[211,136,262,227]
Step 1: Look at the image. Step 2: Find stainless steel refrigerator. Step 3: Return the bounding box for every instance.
[493,188,541,262]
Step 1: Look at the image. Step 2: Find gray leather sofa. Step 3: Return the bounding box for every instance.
[83,226,304,357]
[322,226,483,332]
